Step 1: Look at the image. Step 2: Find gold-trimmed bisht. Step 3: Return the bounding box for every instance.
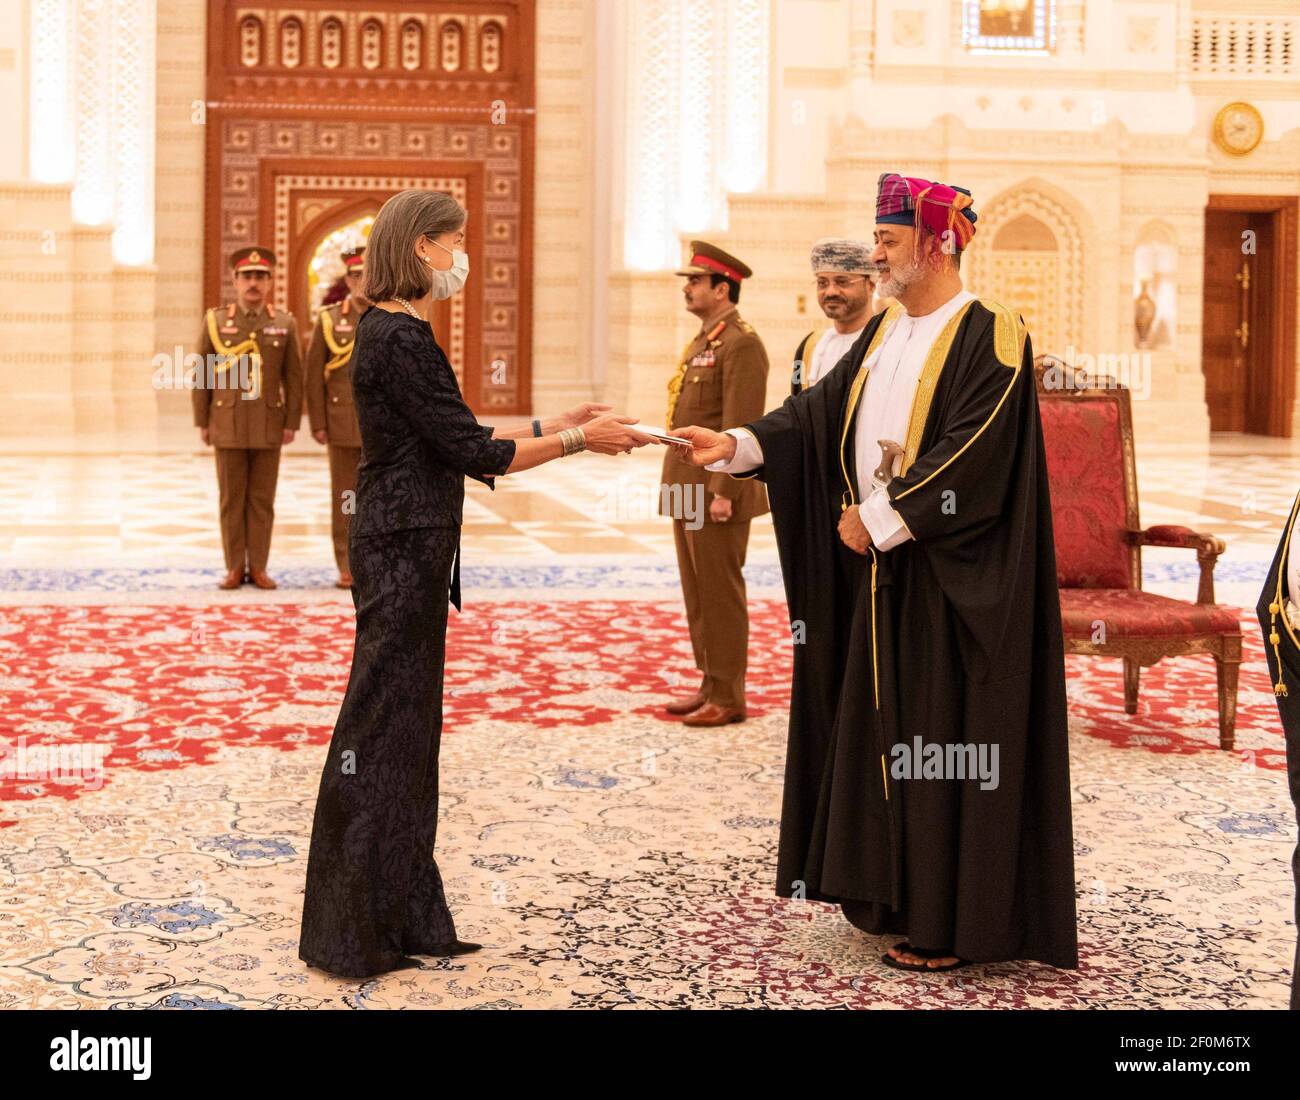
[835,308,903,802]
[837,306,901,512]
[1268,490,1300,695]
[892,298,1026,502]
[839,299,1022,795]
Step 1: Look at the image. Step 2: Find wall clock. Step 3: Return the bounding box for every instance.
[1213,101,1264,156]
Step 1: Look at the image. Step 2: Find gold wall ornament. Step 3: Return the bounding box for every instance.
[891,9,926,48]
[1212,102,1264,157]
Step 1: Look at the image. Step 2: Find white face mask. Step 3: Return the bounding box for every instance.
[424,238,470,300]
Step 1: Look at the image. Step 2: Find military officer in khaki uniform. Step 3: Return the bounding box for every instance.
[305,246,368,589]
[659,241,770,727]
[193,246,304,590]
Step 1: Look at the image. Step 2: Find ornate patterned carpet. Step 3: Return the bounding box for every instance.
[1,591,1295,1009]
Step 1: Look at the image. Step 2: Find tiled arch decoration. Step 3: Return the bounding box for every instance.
[212,119,525,412]
[274,173,469,383]
[968,186,1086,359]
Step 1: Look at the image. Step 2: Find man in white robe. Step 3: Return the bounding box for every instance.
[790,239,882,396]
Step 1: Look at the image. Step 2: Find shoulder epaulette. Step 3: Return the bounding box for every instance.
[978,297,1027,369]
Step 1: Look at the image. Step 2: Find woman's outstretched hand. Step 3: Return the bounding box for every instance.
[583,415,655,455]
[670,425,738,466]
[562,401,614,428]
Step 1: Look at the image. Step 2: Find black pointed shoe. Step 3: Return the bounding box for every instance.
[422,940,482,957]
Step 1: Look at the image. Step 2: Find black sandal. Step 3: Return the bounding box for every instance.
[882,943,969,972]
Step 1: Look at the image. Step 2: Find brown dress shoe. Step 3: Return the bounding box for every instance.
[335,572,353,589]
[248,568,278,590]
[683,703,746,727]
[218,568,244,590]
[665,691,708,715]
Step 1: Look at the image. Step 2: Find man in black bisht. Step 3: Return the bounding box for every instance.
[1257,493,1300,1009]
[674,172,1078,971]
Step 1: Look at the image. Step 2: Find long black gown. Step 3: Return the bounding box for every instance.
[298,308,516,979]
[732,298,1079,968]
[1256,490,1300,1010]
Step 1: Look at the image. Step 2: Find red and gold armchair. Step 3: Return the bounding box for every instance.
[1035,362,1242,749]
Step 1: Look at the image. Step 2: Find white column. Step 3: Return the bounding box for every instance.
[110,0,156,264]
[0,2,28,178]
[720,0,769,195]
[29,0,75,183]
[623,0,681,269]
[622,0,770,267]
[674,0,717,231]
[73,0,114,224]
[850,0,876,76]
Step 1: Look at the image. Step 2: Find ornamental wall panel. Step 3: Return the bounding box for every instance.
[966,184,1088,358]
[205,1,535,413]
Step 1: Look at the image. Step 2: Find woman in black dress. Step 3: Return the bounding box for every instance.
[298,190,650,978]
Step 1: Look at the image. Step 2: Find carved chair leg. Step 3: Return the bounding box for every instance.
[1215,657,1240,752]
[1123,658,1140,715]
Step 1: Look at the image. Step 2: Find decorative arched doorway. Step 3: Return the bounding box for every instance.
[303,206,376,319]
[204,1,535,414]
[292,192,462,392]
[967,182,1088,360]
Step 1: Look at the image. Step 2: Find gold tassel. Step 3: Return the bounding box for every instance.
[1269,609,1288,696]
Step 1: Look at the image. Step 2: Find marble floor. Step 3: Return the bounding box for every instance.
[0,445,768,570]
[0,435,1297,567]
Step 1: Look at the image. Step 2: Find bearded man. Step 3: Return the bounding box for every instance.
[672,173,1078,972]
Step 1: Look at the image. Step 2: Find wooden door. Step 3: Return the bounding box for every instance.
[1202,210,1256,431]
[1203,197,1298,437]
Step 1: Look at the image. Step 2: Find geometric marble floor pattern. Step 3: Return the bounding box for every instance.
[0,449,777,568]
[3,435,1299,572]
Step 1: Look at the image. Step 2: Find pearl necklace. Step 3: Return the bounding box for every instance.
[393,297,423,320]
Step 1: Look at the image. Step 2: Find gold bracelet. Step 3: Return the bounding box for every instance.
[559,427,587,456]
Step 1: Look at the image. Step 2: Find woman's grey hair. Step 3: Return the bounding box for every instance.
[362,190,466,302]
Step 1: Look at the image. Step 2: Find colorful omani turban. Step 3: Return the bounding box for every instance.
[875,173,978,251]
